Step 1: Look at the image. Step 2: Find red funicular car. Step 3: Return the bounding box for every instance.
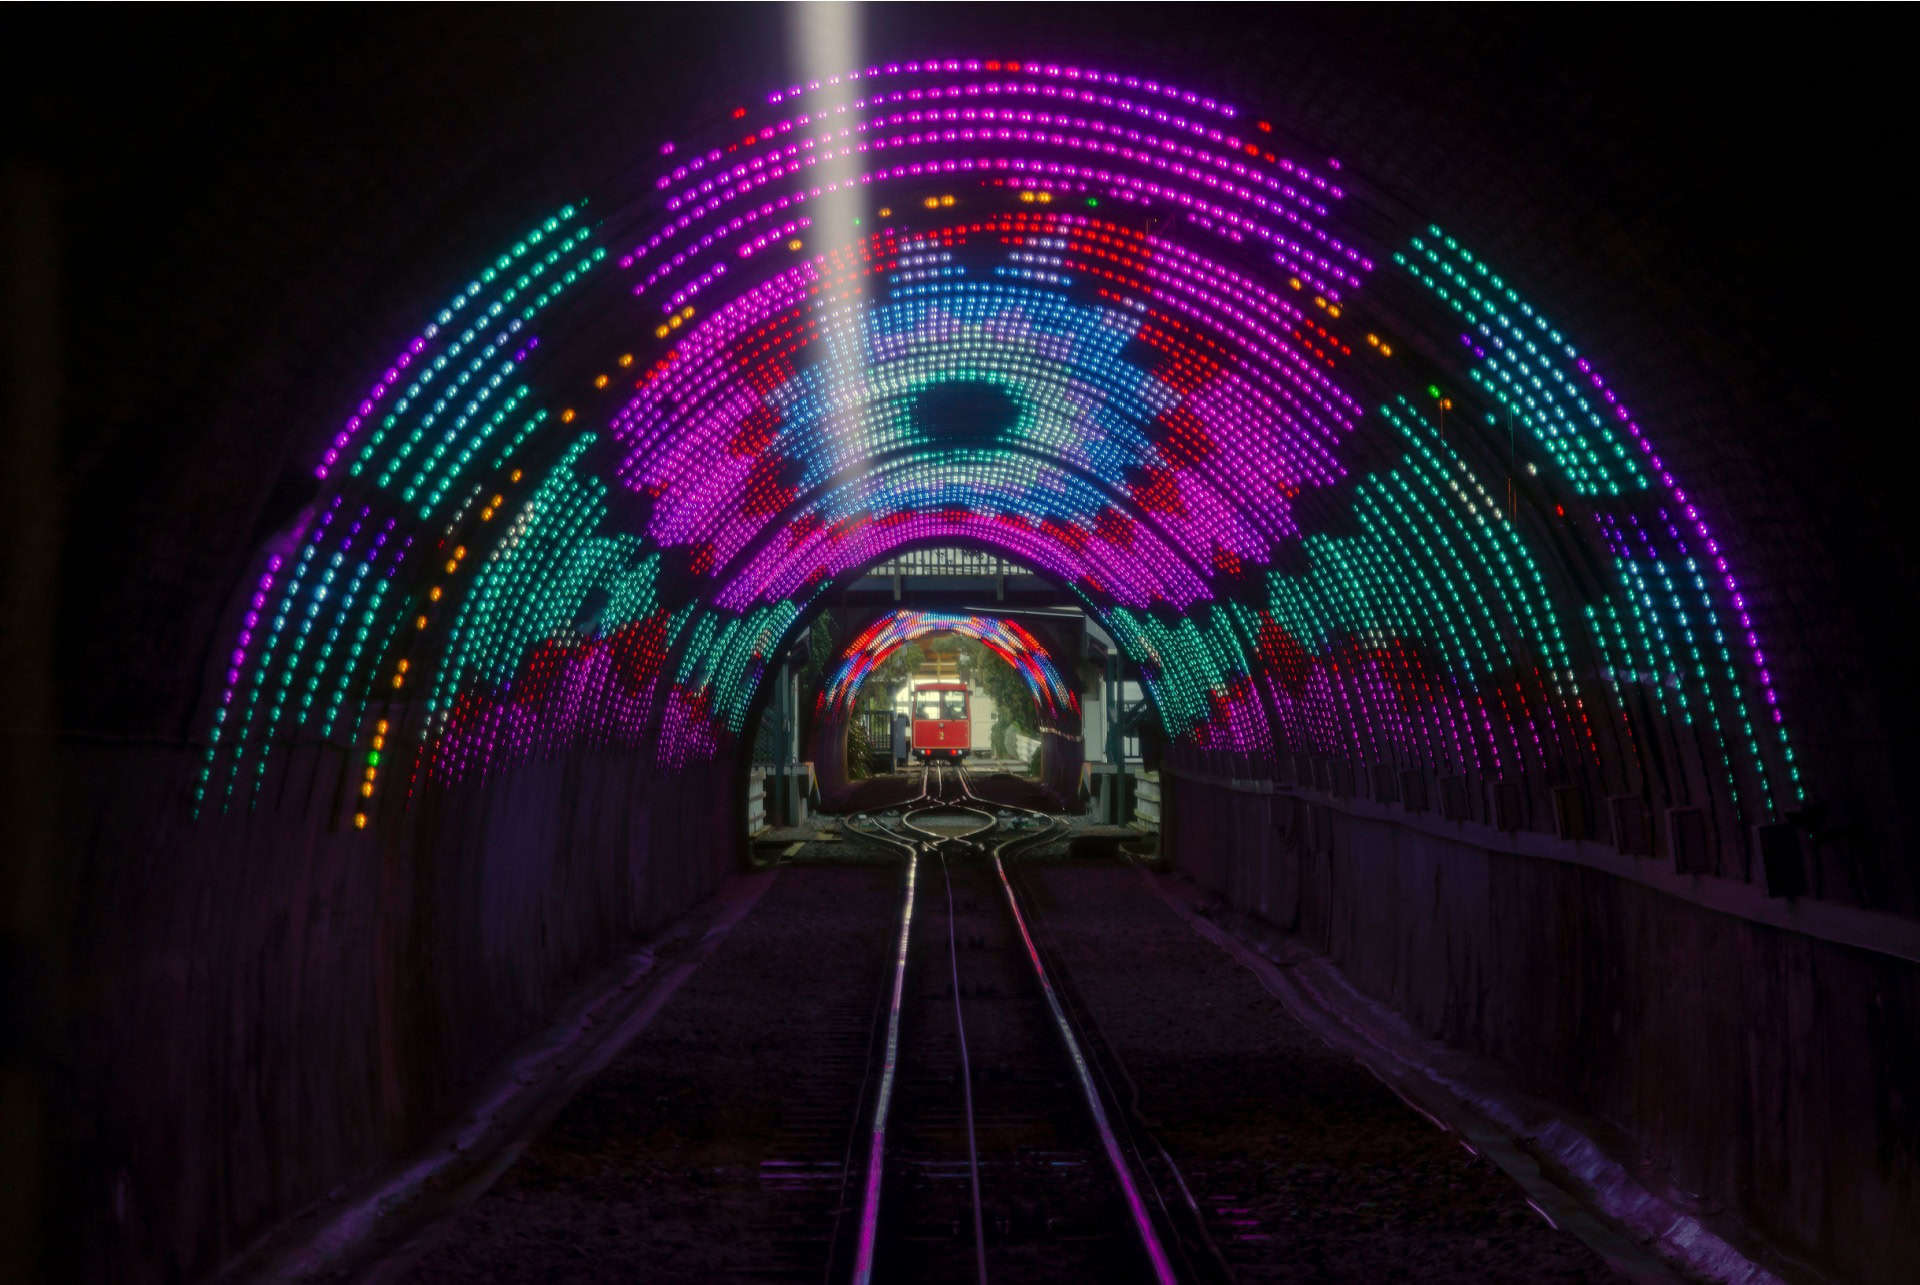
[911,682,971,760]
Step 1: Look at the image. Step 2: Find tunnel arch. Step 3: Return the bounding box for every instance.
[803,606,1086,804]
[816,611,1080,729]
[196,54,1800,872]
[23,15,1920,1283]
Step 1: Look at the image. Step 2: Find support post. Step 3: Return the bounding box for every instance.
[773,658,792,826]
[1105,652,1124,824]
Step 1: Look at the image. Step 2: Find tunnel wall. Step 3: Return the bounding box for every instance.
[15,16,1912,1284]
[1037,729,1085,811]
[47,739,736,1282]
[810,711,857,808]
[1161,749,1920,1284]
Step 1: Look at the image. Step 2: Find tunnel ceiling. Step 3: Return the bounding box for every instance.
[198,54,1801,843]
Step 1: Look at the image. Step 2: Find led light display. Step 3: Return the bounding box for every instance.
[198,56,1801,853]
[817,610,1080,728]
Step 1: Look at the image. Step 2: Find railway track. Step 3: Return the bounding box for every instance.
[384,762,1615,1283]
[839,762,1205,1284]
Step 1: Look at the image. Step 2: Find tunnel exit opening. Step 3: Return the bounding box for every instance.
[726,539,1174,843]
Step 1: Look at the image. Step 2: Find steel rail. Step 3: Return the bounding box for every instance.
[898,768,994,1283]
[977,766,1231,1283]
[847,766,928,1285]
[854,759,1179,1284]
[967,762,1181,1285]
[939,846,989,1285]
[851,760,998,1285]
[827,767,931,1285]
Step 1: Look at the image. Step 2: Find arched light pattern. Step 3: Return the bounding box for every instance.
[817,610,1080,727]
[198,55,1801,855]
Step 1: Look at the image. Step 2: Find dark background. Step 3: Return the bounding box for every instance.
[2,6,1911,1275]
[9,4,1900,706]
[8,0,1908,877]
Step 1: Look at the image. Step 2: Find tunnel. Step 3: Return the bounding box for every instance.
[806,608,1086,808]
[6,8,1916,1283]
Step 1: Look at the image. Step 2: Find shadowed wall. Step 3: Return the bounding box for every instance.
[6,11,1912,1283]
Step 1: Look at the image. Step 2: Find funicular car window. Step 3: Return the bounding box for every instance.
[914,693,942,720]
[942,691,967,719]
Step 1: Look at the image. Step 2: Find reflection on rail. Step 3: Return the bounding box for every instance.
[846,763,1177,1284]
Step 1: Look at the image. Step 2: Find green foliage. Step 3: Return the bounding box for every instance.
[749,699,781,766]
[857,640,927,715]
[801,615,834,688]
[955,638,1040,737]
[846,714,873,780]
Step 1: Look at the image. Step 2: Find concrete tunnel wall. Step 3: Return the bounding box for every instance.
[8,11,1917,1283]
[40,740,735,1280]
[1160,742,1920,1285]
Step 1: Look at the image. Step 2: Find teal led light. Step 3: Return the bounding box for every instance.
[198,60,1801,847]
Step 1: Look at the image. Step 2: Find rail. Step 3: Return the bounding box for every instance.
[845,765,928,1285]
[844,762,1178,1283]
